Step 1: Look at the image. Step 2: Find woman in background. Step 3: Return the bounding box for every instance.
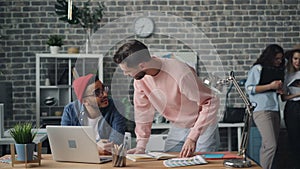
[281,49,300,169]
[245,44,285,169]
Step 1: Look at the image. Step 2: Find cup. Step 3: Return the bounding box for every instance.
[54,111,62,116]
[111,143,126,167]
[123,132,131,150]
[45,78,51,86]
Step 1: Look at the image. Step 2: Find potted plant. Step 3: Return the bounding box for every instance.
[47,35,64,54]
[55,0,105,53]
[9,122,37,161]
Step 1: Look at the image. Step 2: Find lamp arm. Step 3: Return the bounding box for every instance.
[227,72,254,159]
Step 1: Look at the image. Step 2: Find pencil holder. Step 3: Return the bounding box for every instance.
[111,143,126,167]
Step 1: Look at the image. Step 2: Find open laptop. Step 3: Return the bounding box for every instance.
[46,125,112,164]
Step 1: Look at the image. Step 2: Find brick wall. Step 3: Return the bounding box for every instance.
[0,0,299,154]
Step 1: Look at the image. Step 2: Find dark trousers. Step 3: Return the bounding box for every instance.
[284,101,300,169]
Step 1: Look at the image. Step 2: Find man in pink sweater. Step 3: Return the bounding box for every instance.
[113,40,220,157]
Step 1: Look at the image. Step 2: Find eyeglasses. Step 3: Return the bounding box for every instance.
[84,86,109,98]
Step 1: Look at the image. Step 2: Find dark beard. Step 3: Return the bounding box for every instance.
[134,71,146,80]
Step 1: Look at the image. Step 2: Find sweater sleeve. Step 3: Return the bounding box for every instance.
[133,81,155,150]
[179,71,219,142]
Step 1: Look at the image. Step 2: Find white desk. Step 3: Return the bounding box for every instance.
[218,122,244,151]
[0,129,48,145]
[151,123,171,129]
[151,123,244,152]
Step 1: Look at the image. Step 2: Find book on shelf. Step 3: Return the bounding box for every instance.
[126,152,177,162]
[71,67,79,79]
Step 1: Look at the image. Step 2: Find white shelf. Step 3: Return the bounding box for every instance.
[41,116,62,120]
[151,123,171,129]
[218,122,244,128]
[36,53,101,59]
[150,122,244,152]
[36,53,103,127]
[40,85,71,89]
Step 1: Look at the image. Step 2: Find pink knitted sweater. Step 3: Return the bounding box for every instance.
[133,57,219,149]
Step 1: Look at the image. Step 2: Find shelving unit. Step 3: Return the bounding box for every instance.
[36,54,103,127]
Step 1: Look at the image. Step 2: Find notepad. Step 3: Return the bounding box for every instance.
[202,154,224,159]
[126,152,177,162]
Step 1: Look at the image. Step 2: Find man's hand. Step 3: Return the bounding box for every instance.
[179,138,196,157]
[97,139,113,155]
[127,147,146,154]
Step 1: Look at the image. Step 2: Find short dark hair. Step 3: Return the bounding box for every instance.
[113,39,151,67]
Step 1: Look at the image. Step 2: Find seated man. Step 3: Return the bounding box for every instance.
[61,74,126,155]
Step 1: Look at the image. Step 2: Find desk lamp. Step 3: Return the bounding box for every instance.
[218,71,255,168]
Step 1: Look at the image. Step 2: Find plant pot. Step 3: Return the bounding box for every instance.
[67,47,79,54]
[15,143,35,161]
[50,46,60,54]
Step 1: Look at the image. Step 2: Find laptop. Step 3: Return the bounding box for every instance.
[46,125,112,164]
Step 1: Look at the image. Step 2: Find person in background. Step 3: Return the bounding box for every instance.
[113,39,220,158]
[61,74,126,155]
[245,44,285,169]
[281,49,300,169]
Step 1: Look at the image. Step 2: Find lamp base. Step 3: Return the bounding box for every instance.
[223,159,252,168]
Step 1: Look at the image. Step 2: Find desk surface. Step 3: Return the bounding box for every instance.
[0,154,262,169]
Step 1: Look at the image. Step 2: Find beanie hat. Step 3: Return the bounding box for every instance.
[73,74,94,102]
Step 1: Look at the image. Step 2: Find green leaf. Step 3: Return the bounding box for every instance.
[47,35,64,47]
[54,3,65,10]
[54,0,106,32]
[9,122,37,144]
[55,0,81,25]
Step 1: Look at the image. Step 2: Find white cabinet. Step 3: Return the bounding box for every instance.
[35,54,103,127]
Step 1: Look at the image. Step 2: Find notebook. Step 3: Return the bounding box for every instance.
[198,151,242,160]
[46,125,112,164]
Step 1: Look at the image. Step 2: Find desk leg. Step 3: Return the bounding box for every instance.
[227,128,232,151]
[237,127,242,152]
